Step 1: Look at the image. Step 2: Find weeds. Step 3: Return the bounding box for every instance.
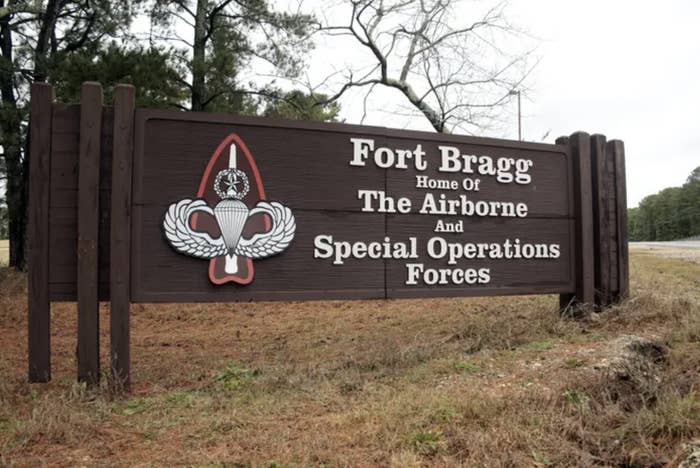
[452,360,480,373]
[113,397,153,416]
[532,452,554,466]
[562,389,589,406]
[214,362,258,391]
[429,405,458,423]
[522,339,555,352]
[165,391,202,409]
[629,390,700,440]
[409,429,445,455]
[564,358,585,368]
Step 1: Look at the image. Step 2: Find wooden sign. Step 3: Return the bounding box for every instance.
[132,110,574,302]
[26,82,629,388]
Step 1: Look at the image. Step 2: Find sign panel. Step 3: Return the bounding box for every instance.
[131,110,574,302]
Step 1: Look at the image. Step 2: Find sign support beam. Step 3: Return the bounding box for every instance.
[27,83,54,383]
[610,140,629,301]
[77,82,103,386]
[559,132,595,311]
[110,85,136,390]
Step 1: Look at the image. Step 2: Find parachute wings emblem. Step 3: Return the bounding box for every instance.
[163,198,296,260]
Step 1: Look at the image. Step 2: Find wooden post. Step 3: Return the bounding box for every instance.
[590,134,612,307]
[609,140,629,301]
[556,135,575,311]
[77,82,103,385]
[27,83,54,382]
[110,85,135,389]
[605,141,619,300]
[569,132,595,307]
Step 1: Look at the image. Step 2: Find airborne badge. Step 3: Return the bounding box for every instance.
[163,133,296,285]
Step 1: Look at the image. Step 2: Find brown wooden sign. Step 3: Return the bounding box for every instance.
[26,82,629,387]
[132,109,574,302]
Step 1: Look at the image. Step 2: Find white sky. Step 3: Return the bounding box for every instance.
[290,0,700,207]
[505,0,700,208]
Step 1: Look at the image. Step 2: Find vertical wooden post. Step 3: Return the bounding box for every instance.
[590,134,612,307]
[110,85,135,390]
[605,142,619,300]
[609,140,629,300]
[556,135,575,311]
[569,132,595,307]
[27,83,54,382]
[77,82,103,385]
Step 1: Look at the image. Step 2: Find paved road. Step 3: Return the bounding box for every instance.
[630,241,700,249]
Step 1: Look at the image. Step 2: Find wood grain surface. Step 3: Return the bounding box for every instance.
[110,85,135,388]
[42,106,595,304]
[129,110,575,302]
[77,83,103,384]
[27,83,54,382]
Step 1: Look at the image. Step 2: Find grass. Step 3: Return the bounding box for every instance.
[213,361,259,391]
[0,249,699,465]
[0,240,7,266]
[409,429,446,455]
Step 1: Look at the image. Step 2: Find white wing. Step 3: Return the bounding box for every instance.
[163,199,227,259]
[235,201,296,259]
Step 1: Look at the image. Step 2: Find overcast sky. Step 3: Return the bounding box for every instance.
[507,0,700,207]
[294,0,699,207]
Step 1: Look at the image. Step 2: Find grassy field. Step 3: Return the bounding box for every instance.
[0,240,7,266]
[1,249,699,466]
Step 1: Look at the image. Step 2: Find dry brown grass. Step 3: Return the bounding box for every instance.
[1,250,699,466]
[631,243,700,264]
[0,240,8,266]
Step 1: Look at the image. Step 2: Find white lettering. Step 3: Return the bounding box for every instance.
[418,193,529,218]
[313,235,334,260]
[349,138,374,167]
[403,263,492,286]
[436,146,533,185]
[349,138,428,171]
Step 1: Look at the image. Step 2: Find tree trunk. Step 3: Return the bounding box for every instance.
[33,0,59,82]
[190,0,207,111]
[0,0,61,269]
[0,0,26,268]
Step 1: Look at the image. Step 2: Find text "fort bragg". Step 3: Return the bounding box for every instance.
[348,138,534,184]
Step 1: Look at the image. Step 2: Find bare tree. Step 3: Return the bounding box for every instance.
[315,0,536,134]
